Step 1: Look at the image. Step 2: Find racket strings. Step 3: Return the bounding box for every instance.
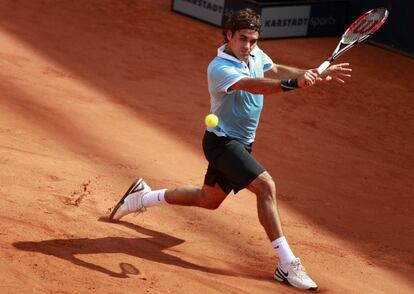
[343,9,387,44]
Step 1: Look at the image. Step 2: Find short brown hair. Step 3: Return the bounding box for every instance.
[223,8,262,43]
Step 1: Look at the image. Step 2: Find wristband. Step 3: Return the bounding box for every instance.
[280,79,298,91]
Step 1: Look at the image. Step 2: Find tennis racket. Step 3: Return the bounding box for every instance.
[316,7,389,74]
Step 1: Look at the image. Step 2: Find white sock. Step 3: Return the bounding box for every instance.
[142,189,167,208]
[272,236,296,266]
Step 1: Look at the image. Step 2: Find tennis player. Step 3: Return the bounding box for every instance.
[109,8,351,291]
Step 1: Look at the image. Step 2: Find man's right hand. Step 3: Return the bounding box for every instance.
[298,69,321,88]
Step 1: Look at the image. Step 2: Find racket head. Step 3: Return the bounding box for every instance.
[342,7,389,45]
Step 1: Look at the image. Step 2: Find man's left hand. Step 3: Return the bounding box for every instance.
[320,63,352,83]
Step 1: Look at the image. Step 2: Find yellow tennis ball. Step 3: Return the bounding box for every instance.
[204,114,219,128]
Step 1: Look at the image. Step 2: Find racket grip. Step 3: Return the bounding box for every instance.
[317,60,331,74]
[304,60,331,86]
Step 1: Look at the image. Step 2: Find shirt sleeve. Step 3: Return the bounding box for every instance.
[208,63,245,94]
[259,49,274,72]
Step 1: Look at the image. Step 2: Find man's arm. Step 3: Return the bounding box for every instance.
[230,78,287,94]
[265,64,306,80]
[266,63,353,82]
[230,62,353,94]
[230,69,319,94]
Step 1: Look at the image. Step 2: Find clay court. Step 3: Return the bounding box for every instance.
[0,1,413,293]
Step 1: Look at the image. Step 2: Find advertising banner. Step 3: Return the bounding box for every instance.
[260,5,311,38]
[307,2,349,37]
[172,0,412,55]
[172,0,349,39]
[172,0,225,26]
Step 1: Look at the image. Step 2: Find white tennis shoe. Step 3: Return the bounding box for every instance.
[274,257,318,291]
[109,178,151,221]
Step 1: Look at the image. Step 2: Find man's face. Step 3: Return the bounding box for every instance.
[227,29,259,62]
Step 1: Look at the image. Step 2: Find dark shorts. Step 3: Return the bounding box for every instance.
[202,131,265,194]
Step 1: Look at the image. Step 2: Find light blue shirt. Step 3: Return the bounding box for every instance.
[207,44,273,144]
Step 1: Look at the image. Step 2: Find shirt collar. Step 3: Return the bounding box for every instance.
[217,44,259,64]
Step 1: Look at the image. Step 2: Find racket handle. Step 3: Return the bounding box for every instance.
[317,60,331,74]
[304,60,331,86]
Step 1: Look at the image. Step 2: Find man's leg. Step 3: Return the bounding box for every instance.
[248,171,318,291]
[247,171,283,240]
[165,183,229,210]
[247,171,295,268]
[109,179,229,221]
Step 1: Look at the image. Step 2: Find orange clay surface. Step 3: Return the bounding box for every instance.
[0,1,413,293]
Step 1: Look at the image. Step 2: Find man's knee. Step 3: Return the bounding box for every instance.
[249,172,276,200]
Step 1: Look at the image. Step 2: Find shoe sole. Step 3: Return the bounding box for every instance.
[273,273,318,292]
[109,178,143,222]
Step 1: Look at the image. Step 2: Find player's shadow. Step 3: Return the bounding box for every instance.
[12,219,245,279]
